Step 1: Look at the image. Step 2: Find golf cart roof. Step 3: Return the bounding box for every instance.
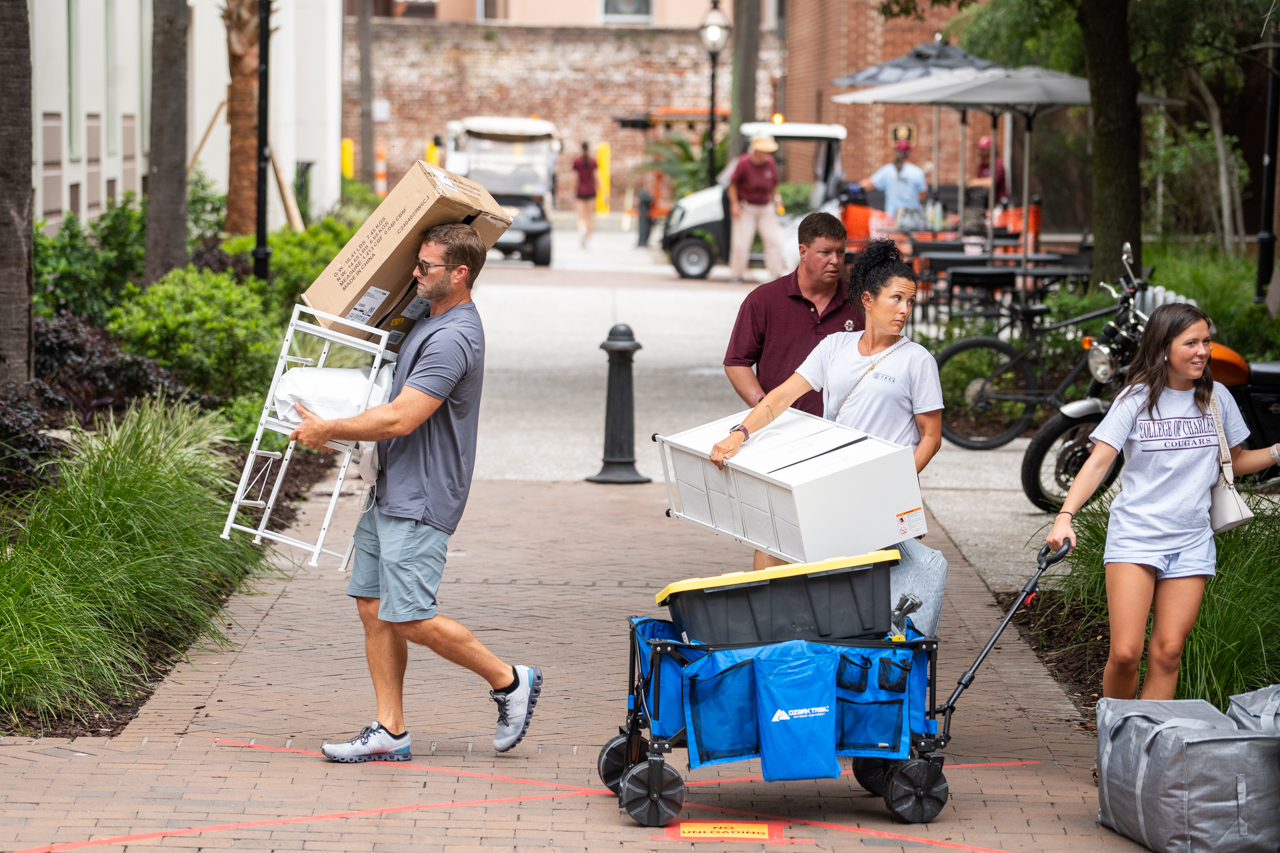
[739,121,847,141]
[456,116,558,139]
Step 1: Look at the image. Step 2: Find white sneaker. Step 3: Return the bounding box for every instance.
[491,665,543,753]
[321,722,412,763]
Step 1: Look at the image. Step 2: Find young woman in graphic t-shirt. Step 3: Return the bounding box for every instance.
[710,240,949,634]
[1047,303,1280,706]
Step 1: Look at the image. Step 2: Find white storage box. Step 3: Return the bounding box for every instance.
[656,409,924,563]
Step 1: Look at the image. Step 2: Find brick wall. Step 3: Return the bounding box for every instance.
[784,1,984,193]
[343,19,783,210]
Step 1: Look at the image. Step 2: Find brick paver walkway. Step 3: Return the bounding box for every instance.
[0,477,1140,853]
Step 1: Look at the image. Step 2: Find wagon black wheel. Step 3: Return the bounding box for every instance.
[619,759,685,827]
[597,734,648,794]
[883,758,949,823]
[852,757,894,796]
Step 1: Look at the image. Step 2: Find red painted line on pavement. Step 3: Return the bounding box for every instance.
[10,791,593,853]
[683,803,1015,853]
[684,760,1040,787]
[212,738,606,794]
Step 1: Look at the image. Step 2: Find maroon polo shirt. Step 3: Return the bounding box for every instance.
[723,270,865,416]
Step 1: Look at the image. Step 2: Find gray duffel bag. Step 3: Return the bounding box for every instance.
[1096,698,1280,853]
[1227,684,1280,735]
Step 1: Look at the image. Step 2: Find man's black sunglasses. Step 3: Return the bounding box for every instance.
[415,260,462,275]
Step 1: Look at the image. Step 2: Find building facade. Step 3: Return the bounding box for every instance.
[30,0,344,232]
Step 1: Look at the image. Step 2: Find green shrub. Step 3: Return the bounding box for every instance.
[0,399,267,726]
[1145,243,1280,361]
[778,182,813,214]
[223,217,357,323]
[34,196,147,324]
[1046,491,1280,709]
[107,267,277,400]
[335,176,381,225]
[187,164,227,252]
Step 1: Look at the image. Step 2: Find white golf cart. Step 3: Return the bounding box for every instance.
[445,116,560,266]
[660,122,848,279]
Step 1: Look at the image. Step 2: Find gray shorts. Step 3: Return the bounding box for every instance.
[347,504,448,622]
[1105,535,1217,580]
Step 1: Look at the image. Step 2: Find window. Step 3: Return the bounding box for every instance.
[122,114,136,192]
[603,0,651,20]
[41,114,63,217]
[107,179,117,204]
[69,183,81,217]
[86,114,102,212]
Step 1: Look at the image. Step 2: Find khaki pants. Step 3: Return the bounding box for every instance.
[729,201,783,281]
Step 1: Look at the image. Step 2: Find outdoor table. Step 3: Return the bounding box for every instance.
[919,251,1063,276]
[939,264,1092,317]
[910,238,1022,254]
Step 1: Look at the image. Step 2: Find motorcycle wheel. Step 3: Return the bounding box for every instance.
[935,337,1040,450]
[1021,411,1123,513]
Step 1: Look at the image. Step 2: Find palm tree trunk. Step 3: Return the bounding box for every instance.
[223,0,260,236]
[144,0,189,284]
[0,1,33,383]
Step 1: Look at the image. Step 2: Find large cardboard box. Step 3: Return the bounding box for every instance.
[656,409,924,563]
[372,286,431,353]
[302,162,511,338]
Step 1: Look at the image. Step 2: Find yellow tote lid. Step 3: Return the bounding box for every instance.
[655,550,901,606]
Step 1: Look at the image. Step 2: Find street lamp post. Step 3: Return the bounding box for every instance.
[698,1,731,189]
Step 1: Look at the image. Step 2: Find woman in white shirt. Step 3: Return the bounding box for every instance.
[1047,303,1280,705]
[710,240,947,633]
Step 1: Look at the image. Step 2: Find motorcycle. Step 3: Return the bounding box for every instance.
[1021,245,1280,513]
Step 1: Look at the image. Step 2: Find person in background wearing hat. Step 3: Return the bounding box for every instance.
[728,135,784,284]
[972,135,1007,201]
[859,140,928,230]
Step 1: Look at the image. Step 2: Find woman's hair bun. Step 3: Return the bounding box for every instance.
[849,238,915,303]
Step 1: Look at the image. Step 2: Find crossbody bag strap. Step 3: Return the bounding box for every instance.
[1209,390,1236,483]
[834,337,911,419]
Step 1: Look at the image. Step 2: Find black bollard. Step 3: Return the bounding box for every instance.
[636,189,653,248]
[587,324,651,484]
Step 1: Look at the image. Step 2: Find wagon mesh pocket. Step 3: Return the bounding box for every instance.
[878,652,913,692]
[689,659,759,764]
[838,653,870,693]
[837,697,905,754]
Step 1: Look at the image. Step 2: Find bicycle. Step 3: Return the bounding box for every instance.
[934,281,1140,450]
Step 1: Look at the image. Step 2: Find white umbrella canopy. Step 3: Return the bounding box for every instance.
[835,66,1177,263]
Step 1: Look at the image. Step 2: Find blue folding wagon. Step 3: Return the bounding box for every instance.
[598,543,1071,827]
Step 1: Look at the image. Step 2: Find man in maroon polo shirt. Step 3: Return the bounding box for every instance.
[724,211,861,416]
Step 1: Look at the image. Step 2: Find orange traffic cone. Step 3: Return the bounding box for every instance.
[375,142,387,197]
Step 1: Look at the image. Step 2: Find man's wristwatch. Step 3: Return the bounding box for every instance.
[730,424,750,442]
[1271,443,1280,466]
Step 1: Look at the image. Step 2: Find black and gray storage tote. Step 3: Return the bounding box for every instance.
[1227,684,1280,735]
[1096,697,1280,853]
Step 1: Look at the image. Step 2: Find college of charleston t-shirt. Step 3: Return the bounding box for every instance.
[1090,383,1250,557]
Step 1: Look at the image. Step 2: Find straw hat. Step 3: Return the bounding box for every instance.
[749,135,779,153]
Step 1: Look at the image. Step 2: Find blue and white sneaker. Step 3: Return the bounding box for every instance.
[321,722,412,763]
[491,665,543,753]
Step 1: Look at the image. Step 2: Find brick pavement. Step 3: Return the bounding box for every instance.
[0,475,1140,853]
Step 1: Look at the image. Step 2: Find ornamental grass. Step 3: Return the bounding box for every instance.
[0,398,268,726]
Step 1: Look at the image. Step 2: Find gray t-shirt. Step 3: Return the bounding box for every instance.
[1090,382,1249,557]
[375,301,484,534]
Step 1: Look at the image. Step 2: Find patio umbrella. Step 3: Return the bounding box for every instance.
[835,66,1177,268]
[833,42,1004,199]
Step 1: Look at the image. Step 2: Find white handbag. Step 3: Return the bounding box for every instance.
[1208,390,1253,534]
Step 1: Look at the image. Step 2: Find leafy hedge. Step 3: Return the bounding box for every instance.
[222,217,356,323]
[0,399,268,728]
[107,268,278,400]
[34,197,147,325]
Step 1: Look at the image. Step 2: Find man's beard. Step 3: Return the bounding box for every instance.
[417,275,449,303]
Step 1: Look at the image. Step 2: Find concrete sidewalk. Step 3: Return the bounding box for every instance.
[0,473,1137,853]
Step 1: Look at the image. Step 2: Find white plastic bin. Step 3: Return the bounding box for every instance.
[656,409,924,563]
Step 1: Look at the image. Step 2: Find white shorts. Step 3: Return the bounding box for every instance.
[1105,535,1217,580]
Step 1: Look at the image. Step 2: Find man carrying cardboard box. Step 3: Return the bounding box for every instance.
[290,223,543,761]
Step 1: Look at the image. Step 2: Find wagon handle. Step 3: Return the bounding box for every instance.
[934,539,1071,746]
